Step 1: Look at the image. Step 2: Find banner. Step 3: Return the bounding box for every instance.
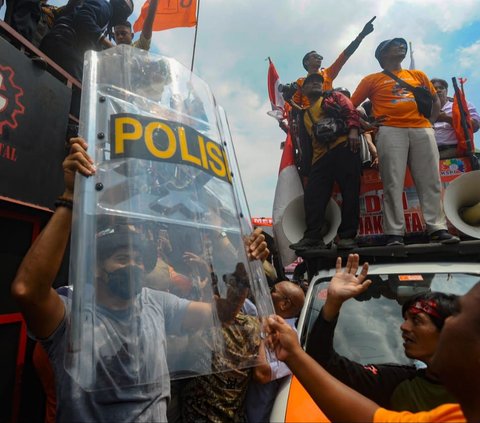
[331,157,473,244]
[134,0,197,33]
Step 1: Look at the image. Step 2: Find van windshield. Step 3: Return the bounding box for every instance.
[302,272,478,366]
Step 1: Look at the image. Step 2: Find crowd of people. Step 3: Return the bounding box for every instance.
[2,0,156,80]
[285,21,479,251]
[2,4,480,423]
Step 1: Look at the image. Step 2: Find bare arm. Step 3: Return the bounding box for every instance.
[11,138,95,339]
[140,0,158,41]
[267,316,379,423]
[252,340,272,384]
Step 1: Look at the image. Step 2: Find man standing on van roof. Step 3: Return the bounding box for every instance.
[430,78,480,160]
[351,38,459,246]
[292,16,376,108]
[290,73,362,251]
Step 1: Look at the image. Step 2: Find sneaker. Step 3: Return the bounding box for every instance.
[336,238,358,249]
[429,230,460,244]
[386,235,404,246]
[289,237,326,251]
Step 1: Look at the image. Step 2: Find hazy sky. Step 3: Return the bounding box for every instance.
[4,0,479,217]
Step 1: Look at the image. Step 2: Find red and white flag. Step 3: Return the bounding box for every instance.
[267,57,285,122]
[272,131,304,267]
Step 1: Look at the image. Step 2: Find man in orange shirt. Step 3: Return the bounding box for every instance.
[267,253,480,423]
[292,17,376,108]
[351,38,459,246]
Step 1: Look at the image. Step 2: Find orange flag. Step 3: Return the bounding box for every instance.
[452,78,474,156]
[133,0,197,33]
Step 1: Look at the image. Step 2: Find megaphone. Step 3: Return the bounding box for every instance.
[444,170,480,239]
[281,195,341,245]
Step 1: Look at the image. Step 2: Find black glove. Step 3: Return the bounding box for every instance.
[358,16,376,39]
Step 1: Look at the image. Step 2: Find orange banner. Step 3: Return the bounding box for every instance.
[134,0,197,33]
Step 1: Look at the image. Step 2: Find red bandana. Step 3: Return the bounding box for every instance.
[408,299,441,319]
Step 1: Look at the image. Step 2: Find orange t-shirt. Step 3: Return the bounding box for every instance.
[293,52,349,108]
[374,403,465,423]
[351,69,436,128]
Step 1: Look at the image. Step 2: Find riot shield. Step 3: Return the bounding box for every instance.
[65,45,274,391]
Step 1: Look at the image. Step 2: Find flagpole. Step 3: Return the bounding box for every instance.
[409,41,415,70]
[190,0,201,72]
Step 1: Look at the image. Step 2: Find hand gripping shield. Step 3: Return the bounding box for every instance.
[64,46,274,391]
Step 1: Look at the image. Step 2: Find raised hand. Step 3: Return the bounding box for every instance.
[215,263,249,324]
[322,254,371,320]
[359,16,376,38]
[62,137,95,198]
[245,227,269,262]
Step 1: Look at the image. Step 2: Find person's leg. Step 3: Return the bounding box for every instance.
[334,144,362,240]
[303,154,335,240]
[376,126,410,237]
[407,127,447,233]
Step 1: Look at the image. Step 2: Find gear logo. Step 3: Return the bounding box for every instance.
[0,65,25,135]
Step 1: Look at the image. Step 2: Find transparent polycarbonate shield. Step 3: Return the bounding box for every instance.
[65,46,273,391]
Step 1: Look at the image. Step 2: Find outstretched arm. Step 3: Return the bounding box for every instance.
[267,315,379,423]
[140,0,158,41]
[11,138,96,339]
[325,16,376,84]
[344,16,376,57]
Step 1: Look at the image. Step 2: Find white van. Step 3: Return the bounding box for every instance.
[269,243,480,422]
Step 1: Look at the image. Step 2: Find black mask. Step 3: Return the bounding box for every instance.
[106,265,144,300]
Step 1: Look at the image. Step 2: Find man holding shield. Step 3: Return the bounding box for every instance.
[11,137,268,423]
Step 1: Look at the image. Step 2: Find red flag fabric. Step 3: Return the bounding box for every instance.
[267,58,285,122]
[452,81,474,156]
[272,132,304,266]
[133,0,197,33]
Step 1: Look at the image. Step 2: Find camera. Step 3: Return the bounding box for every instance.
[278,82,298,102]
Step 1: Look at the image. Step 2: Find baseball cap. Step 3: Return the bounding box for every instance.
[374,38,407,63]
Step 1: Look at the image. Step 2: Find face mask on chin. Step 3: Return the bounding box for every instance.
[106,265,144,300]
